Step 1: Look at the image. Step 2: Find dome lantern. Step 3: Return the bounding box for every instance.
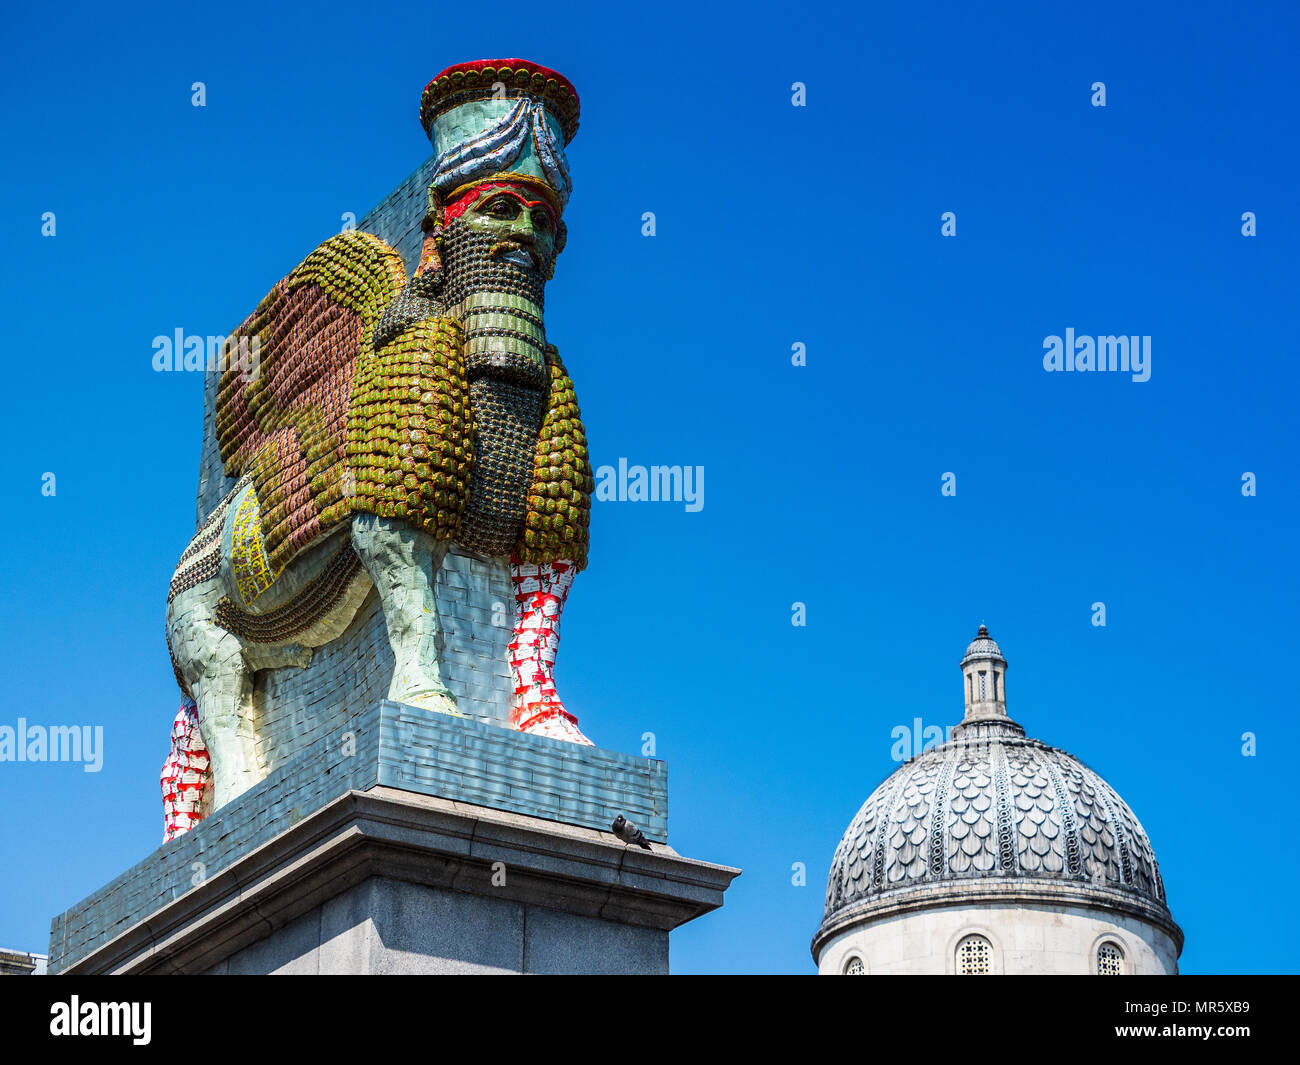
[954,624,1019,738]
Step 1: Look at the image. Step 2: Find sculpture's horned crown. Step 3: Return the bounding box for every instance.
[421,59,580,212]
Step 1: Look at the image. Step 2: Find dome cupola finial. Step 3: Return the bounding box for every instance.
[957,622,1013,731]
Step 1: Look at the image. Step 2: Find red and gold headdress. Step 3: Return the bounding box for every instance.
[421,59,580,213]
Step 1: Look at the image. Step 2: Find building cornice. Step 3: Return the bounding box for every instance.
[812,877,1184,961]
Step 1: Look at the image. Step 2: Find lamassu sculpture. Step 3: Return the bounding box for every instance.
[161,60,596,839]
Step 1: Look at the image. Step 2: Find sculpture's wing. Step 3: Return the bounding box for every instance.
[517,346,594,569]
[346,315,475,541]
[214,231,406,578]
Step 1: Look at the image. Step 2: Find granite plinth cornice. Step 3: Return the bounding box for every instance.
[50,700,672,972]
[59,787,739,975]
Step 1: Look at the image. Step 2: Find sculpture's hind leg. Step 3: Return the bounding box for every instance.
[351,513,461,716]
[168,583,264,811]
[184,621,262,809]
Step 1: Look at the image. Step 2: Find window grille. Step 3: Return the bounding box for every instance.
[956,934,992,975]
[1097,942,1125,975]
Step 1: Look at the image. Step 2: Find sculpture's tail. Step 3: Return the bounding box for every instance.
[160,698,211,842]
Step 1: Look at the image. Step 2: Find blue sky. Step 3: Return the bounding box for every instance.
[1,0,1297,974]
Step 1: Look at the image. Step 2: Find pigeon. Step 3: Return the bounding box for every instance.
[612,815,652,850]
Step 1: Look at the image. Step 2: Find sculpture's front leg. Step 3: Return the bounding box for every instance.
[509,559,591,745]
[351,512,461,716]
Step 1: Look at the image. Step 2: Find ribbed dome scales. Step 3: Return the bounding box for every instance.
[823,733,1167,920]
[961,623,1004,665]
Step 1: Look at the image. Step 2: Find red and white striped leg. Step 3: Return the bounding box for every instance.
[161,698,211,842]
[509,560,593,746]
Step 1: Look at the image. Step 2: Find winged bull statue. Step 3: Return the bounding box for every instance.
[159,60,596,839]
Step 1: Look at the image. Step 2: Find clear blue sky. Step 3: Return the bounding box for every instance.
[1,0,1296,974]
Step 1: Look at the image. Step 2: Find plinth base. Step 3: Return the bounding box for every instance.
[55,786,737,975]
[51,701,738,974]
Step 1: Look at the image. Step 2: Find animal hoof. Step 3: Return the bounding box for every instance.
[398,688,464,718]
[517,706,594,746]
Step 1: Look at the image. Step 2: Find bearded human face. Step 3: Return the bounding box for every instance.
[444,181,561,278]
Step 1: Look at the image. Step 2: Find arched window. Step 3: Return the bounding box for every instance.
[1097,941,1125,975]
[956,934,992,975]
[843,955,865,975]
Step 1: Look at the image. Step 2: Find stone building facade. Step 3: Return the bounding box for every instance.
[0,948,46,975]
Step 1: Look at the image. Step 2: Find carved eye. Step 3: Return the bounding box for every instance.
[531,209,552,232]
[485,197,518,218]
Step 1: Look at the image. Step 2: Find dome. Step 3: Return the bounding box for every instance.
[815,625,1182,965]
[961,623,1004,665]
[822,732,1168,916]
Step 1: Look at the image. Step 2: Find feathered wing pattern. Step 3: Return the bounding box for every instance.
[213,232,408,585]
[345,315,476,540]
[209,230,591,597]
[517,347,594,569]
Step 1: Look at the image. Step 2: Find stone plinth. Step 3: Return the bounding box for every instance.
[55,788,738,975]
[50,701,737,974]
